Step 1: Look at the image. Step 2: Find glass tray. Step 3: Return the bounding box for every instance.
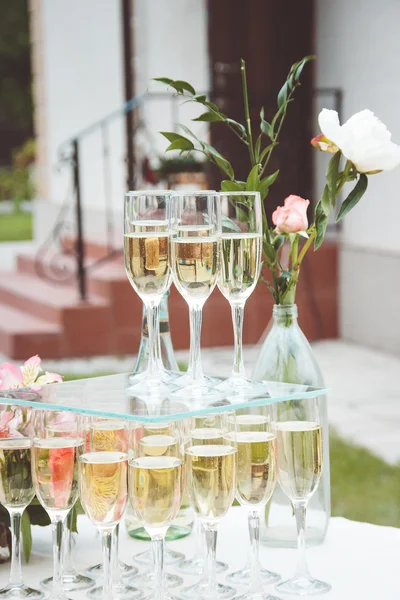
[0,373,329,423]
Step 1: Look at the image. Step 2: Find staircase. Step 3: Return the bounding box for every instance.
[0,242,143,359]
[0,240,339,361]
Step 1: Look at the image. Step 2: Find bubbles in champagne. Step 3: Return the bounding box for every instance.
[33,438,83,512]
[0,439,35,508]
[171,237,220,300]
[218,232,262,300]
[276,421,323,501]
[129,456,183,530]
[185,444,237,522]
[124,232,171,298]
[79,451,128,528]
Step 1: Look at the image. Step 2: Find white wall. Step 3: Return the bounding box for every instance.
[316,0,400,352]
[133,0,210,163]
[34,0,210,244]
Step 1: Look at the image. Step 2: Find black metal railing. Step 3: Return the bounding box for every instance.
[35,87,343,302]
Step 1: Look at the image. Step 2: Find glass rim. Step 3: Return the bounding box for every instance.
[125,190,172,197]
[219,191,261,197]
[169,190,219,197]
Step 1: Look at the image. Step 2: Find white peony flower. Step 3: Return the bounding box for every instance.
[317,108,400,173]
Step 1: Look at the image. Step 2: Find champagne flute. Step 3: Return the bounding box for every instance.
[217,191,264,395]
[275,398,331,596]
[227,409,281,600]
[169,191,222,396]
[124,190,175,394]
[79,446,129,600]
[128,419,184,600]
[32,410,83,600]
[182,413,237,600]
[0,405,43,600]
[40,418,94,592]
[85,418,139,600]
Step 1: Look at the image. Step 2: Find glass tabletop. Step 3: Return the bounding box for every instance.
[0,373,329,422]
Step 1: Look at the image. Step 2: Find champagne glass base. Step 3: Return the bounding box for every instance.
[177,581,235,599]
[177,556,228,576]
[235,593,282,600]
[133,548,184,566]
[87,583,141,599]
[215,377,268,399]
[41,573,95,592]
[276,576,331,596]
[0,586,44,600]
[227,566,280,585]
[130,571,183,590]
[85,562,137,578]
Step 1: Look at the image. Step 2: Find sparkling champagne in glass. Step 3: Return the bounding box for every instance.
[182,413,237,600]
[124,190,175,395]
[32,410,83,600]
[275,398,331,596]
[226,410,281,600]
[217,191,264,396]
[79,451,129,600]
[0,406,43,600]
[128,420,183,600]
[169,191,221,397]
[85,418,138,599]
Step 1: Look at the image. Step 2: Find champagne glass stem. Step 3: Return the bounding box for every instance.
[51,515,66,597]
[146,300,160,377]
[111,526,121,584]
[203,522,218,599]
[294,501,311,580]
[187,303,203,382]
[151,535,165,600]
[231,302,246,378]
[101,528,114,600]
[62,509,74,576]
[248,509,262,593]
[8,509,23,587]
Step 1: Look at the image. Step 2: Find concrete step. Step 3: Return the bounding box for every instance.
[0,272,113,357]
[0,304,62,359]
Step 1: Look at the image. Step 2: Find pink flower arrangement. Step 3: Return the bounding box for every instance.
[0,355,62,392]
[272,195,310,235]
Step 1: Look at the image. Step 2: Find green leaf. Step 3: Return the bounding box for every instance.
[259,142,278,163]
[221,180,245,192]
[203,142,234,179]
[261,169,279,188]
[260,107,272,137]
[326,151,342,208]
[277,82,288,109]
[153,77,173,85]
[160,131,188,143]
[315,202,329,250]
[320,183,330,216]
[166,139,194,152]
[263,239,276,264]
[177,124,200,142]
[170,80,196,95]
[193,94,207,102]
[273,234,285,251]
[205,101,219,111]
[222,216,242,232]
[246,164,260,191]
[336,174,368,222]
[21,510,32,563]
[225,118,247,138]
[236,207,248,222]
[192,111,224,122]
[254,135,262,162]
[293,55,315,81]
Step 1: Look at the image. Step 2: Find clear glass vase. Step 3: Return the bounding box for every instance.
[252,304,330,548]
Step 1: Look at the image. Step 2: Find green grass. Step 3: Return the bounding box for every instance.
[63,372,400,528]
[0,211,33,242]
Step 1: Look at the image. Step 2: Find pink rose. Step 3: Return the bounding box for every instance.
[272,195,310,234]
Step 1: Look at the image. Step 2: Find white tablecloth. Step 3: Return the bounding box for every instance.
[0,508,398,599]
